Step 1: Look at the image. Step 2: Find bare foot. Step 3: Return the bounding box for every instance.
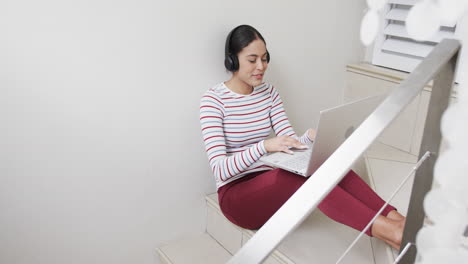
[371,216,404,250]
[387,210,405,221]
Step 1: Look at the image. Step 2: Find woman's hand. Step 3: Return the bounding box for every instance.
[307,128,317,142]
[264,135,308,154]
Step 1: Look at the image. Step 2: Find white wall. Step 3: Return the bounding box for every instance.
[0,1,366,264]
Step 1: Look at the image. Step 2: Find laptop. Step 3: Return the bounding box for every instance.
[260,94,386,177]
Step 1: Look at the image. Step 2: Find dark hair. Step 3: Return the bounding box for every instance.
[224,25,270,72]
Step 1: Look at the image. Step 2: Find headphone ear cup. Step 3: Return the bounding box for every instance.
[230,54,239,71]
[225,54,238,72]
[224,55,234,71]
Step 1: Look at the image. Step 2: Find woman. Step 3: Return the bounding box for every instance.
[200,25,405,249]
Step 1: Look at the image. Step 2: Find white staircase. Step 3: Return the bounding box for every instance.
[156,64,434,264]
[157,142,418,264]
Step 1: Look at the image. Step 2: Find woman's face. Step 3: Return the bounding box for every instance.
[234,38,269,88]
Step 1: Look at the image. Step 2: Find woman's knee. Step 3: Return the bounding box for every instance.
[218,169,306,230]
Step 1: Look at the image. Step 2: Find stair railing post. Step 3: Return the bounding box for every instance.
[398,47,459,264]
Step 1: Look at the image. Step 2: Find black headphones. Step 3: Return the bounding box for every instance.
[224,25,270,72]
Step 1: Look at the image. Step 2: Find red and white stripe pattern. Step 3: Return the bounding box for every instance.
[200,82,311,189]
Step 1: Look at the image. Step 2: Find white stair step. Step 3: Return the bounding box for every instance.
[206,193,375,264]
[206,193,292,263]
[156,233,231,264]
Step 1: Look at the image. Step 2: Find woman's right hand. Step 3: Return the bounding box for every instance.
[264,135,308,154]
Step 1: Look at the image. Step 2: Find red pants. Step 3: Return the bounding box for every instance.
[217,169,396,236]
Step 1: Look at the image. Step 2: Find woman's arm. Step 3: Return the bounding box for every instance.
[200,93,267,183]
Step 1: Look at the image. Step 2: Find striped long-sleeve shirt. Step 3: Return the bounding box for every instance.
[200,82,312,189]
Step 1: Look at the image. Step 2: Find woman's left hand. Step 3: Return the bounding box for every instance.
[307,128,317,142]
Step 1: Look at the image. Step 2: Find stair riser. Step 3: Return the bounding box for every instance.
[206,202,243,255]
[205,201,293,264]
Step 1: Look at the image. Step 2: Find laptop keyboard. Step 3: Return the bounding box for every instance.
[280,153,309,172]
